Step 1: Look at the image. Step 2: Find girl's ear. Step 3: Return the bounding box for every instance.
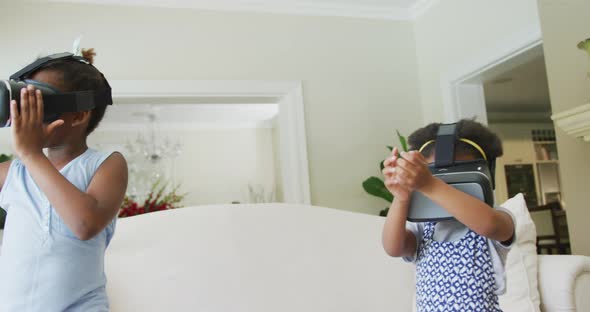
[71,111,92,128]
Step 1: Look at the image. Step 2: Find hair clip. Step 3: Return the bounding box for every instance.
[72,35,84,57]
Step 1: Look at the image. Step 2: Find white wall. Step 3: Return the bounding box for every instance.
[537,0,590,256]
[414,0,541,123]
[0,2,422,214]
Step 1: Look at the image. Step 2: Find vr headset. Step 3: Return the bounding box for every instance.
[407,123,496,222]
[0,52,112,127]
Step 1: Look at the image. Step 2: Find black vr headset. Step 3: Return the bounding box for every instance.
[0,52,112,127]
[407,123,496,222]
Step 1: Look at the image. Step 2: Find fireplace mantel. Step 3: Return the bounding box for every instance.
[552,103,590,142]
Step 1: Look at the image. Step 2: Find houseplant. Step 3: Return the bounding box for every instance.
[362,131,408,216]
[579,38,590,76]
[0,154,13,229]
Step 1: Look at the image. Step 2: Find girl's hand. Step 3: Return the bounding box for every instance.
[382,147,412,202]
[394,150,435,192]
[10,85,64,160]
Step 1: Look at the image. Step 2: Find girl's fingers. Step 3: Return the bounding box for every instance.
[382,167,396,177]
[395,168,411,182]
[27,85,37,123]
[384,165,415,184]
[20,88,29,118]
[396,157,418,176]
[36,89,43,123]
[46,119,64,136]
[383,155,397,168]
[411,151,429,165]
[382,166,406,177]
[417,152,430,165]
[10,100,20,126]
[399,151,420,165]
[385,177,400,187]
[383,147,400,168]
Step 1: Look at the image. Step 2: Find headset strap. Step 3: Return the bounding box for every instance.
[434,123,457,168]
[10,53,88,81]
[11,53,113,109]
[42,90,112,113]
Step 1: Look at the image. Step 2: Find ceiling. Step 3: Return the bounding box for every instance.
[483,55,552,122]
[36,0,437,20]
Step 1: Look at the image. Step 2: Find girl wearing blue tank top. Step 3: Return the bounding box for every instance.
[381,120,516,312]
[0,49,127,311]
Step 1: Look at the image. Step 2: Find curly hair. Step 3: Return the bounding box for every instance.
[29,48,108,135]
[407,119,503,161]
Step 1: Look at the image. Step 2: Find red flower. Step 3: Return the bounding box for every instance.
[118,182,185,218]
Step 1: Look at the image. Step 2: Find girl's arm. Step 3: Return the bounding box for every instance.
[418,178,513,242]
[11,85,128,241]
[394,151,514,243]
[382,198,417,258]
[381,147,417,258]
[21,153,127,240]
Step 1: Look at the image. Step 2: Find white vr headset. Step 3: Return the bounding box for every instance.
[407,123,496,222]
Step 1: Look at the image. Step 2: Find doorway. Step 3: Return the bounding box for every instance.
[441,32,570,254]
[482,51,569,254]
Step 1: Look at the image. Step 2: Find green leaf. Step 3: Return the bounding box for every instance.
[0,207,6,229]
[362,177,393,203]
[0,154,12,163]
[578,38,590,52]
[397,130,408,152]
[386,146,393,152]
[380,160,385,171]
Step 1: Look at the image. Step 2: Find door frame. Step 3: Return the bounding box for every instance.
[110,80,311,205]
[440,24,544,124]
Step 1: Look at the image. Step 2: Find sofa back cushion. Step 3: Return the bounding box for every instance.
[498,194,541,312]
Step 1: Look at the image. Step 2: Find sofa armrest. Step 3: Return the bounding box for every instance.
[538,255,590,312]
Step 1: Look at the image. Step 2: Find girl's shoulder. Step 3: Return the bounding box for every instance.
[81,149,123,170]
[85,150,127,182]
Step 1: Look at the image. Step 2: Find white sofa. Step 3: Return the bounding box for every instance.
[104,204,590,311]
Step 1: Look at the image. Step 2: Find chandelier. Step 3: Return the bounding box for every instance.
[126,112,182,164]
[125,110,183,200]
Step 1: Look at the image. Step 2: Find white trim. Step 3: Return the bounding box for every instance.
[488,111,553,123]
[110,80,312,205]
[276,83,312,205]
[97,103,278,131]
[440,24,543,123]
[96,121,276,132]
[39,0,438,20]
[409,0,440,19]
[552,103,590,142]
[454,84,488,124]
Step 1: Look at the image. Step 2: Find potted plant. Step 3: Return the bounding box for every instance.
[0,154,13,230]
[362,131,408,216]
[579,38,590,76]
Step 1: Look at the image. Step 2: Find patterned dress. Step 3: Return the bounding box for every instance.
[415,222,502,312]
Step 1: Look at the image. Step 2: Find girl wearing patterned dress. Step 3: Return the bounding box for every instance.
[381,120,516,312]
[0,49,127,311]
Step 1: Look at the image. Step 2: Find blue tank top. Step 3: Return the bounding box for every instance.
[0,149,116,312]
